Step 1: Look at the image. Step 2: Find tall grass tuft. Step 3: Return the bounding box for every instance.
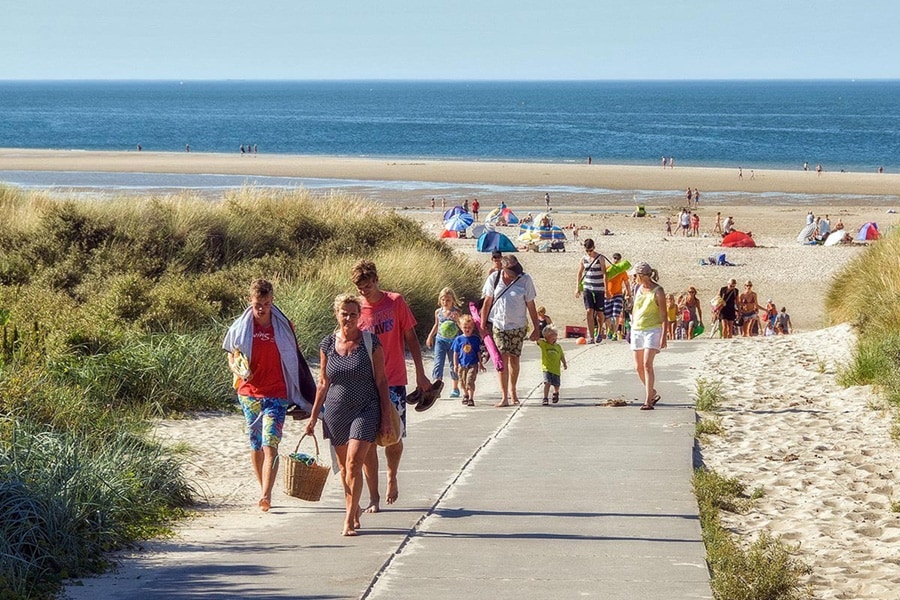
[693,468,811,600]
[695,377,724,412]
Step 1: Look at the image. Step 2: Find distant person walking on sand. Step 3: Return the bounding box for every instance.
[691,212,700,237]
[430,198,435,211]
[738,167,743,179]
[630,262,667,410]
[241,144,245,155]
[305,294,393,536]
[804,162,809,171]
[185,144,190,152]
[480,255,540,407]
[665,216,673,236]
[714,212,723,235]
[693,188,700,205]
[738,281,762,337]
[353,260,432,513]
[718,279,739,339]
[545,192,550,209]
[816,164,823,176]
[685,188,693,206]
[576,238,610,344]
[536,325,567,405]
[661,156,667,168]
[604,252,631,340]
[223,279,314,512]
[679,208,691,237]
[775,307,792,334]
[472,198,480,221]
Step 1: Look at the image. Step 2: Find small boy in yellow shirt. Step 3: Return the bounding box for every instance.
[536,325,567,405]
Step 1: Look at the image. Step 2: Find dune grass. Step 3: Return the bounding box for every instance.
[0,185,483,598]
[693,468,811,600]
[825,228,900,406]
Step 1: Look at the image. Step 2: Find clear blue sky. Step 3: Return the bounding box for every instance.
[4,1,898,80]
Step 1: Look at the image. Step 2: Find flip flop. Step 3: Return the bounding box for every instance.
[650,393,661,407]
[406,388,422,405]
[639,404,654,411]
[414,380,444,412]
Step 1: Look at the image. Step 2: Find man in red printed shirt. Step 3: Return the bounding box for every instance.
[353,260,432,512]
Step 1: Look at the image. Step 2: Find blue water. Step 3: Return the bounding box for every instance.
[2,80,900,171]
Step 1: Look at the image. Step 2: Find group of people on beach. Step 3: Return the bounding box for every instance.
[713,279,791,338]
[224,263,434,535]
[224,202,809,534]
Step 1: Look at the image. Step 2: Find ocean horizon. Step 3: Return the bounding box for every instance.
[2,80,900,172]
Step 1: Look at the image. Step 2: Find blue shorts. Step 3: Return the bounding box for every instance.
[604,294,625,319]
[238,395,289,450]
[542,371,561,387]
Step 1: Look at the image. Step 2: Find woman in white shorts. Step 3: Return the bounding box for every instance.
[629,262,668,410]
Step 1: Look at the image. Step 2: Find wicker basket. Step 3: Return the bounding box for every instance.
[283,433,330,501]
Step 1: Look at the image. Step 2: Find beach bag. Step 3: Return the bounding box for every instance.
[283,433,330,501]
[361,332,402,447]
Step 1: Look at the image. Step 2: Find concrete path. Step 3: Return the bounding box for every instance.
[64,338,712,599]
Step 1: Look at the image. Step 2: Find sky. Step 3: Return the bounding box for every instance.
[3,1,899,80]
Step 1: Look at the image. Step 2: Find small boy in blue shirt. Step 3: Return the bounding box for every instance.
[452,315,485,407]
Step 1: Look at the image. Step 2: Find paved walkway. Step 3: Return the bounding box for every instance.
[64,339,712,599]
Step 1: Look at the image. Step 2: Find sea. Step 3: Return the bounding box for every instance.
[2,80,900,198]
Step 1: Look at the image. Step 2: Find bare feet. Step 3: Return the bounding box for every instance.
[386,478,399,505]
[363,497,380,514]
[354,506,362,530]
[494,401,510,407]
[259,497,271,512]
[342,526,358,537]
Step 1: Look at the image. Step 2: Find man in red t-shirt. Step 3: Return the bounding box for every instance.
[471,198,479,221]
[353,260,431,512]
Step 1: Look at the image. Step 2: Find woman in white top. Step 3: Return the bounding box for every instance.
[479,255,540,407]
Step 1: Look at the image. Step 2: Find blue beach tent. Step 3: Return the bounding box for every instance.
[476,231,517,253]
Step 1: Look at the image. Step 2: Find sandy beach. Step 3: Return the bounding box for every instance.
[4,148,900,197]
[9,150,898,598]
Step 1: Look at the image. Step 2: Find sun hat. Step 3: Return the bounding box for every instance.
[633,262,652,275]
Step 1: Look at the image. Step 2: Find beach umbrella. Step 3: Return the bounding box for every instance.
[443,205,466,220]
[444,212,474,232]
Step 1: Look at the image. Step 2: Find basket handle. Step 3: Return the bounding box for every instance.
[293,432,320,459]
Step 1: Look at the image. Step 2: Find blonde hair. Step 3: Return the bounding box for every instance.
[333,293,362,315]
[438,287,459,307]
[537,305,546,316]
[458,314,474,329]
[542,324,558,338]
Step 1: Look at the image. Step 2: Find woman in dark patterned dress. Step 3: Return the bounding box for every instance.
[306,294,393,536]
